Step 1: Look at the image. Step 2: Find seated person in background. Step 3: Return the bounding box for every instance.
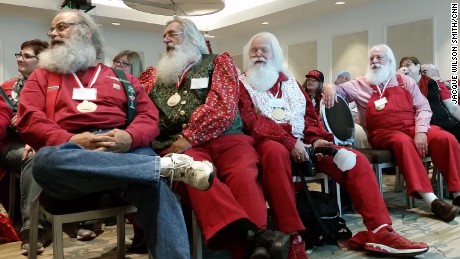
[112,50,144,78]
[238,32,428,257]
[334,70,351,85]
[334,70,370,148]
[323,44,460,223]
[302,69,324,115]
[16,10,214,258]
[142,17,287,259]
[0,39,49,255]
[399,57,460,142]
[421,63,451,88]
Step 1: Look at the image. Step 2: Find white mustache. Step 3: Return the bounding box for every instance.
[251,57,267,63]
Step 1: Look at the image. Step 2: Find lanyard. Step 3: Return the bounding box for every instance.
[72,64,102,88]
[271,81,282,99]
[176,62,195,89]
[375,77,391,98]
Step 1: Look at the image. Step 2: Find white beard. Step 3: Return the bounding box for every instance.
[245,58,279,91]
[365,63,391,85]
[156,43,201,85]
[39,33,97,74]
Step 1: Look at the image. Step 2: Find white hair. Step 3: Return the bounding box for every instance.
[242,32,287,74]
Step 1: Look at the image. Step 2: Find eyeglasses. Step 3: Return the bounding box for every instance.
[113,59,131,68]
[15,53,38,60]
[402,62,414,68]
[250,48,271,55]
[162,31,184,41]
[47,22,81,37]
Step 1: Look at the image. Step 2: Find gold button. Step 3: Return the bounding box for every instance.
[183,90,188,94]
[181,101,186,105]
[179,110,185,116]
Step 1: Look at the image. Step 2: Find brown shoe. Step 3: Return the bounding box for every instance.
[453,196,460,207]
[431,199,460,222]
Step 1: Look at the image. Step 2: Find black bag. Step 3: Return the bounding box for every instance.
[295,170,352,248]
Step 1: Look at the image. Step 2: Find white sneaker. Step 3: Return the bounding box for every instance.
[161,154,215,191]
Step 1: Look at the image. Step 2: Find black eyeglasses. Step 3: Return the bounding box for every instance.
[47,22,81,37]
[15,53,38,60]
[113,59,131,68]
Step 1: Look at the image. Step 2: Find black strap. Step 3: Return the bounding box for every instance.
[111,68,136,124]
[0,87,16,112]
[298,167,331,238]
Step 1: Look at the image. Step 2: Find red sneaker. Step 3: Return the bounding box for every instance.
[364,226,429,256]
[287,234,308,259]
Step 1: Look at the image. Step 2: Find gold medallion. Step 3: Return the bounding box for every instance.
[77,100,97,113]
[167,93,181,107]
[376,103,385,111]
[272,108,285,120]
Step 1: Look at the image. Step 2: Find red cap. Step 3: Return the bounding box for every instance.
[305,69,324,83]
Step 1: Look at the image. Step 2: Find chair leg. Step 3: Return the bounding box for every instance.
[191,212,202,259]
[28,196,40,259]
[8,171,17,219]
[53,216,64,259]
[117,212,126,259]
[335,183,342,217]
[394,168,404,193]
[373,165,383,195]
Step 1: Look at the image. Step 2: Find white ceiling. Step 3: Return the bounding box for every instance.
[0,0,376,38]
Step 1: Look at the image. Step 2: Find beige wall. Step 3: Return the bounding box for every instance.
[288,41,317,83]
[387,18,433,66]
[332,31,369,82]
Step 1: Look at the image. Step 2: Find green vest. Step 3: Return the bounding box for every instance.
[150,54,243,150]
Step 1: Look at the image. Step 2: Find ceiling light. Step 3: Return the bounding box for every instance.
[111,22,120,25]
[334,1,346,4]
[122,0,225,16]
[203,32,215,39]
[261,21,269,25]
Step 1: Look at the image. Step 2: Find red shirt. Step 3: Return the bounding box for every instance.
[437,80,451,100]
[0,98,13,142]
[239,72,333,151]
[17,64,159,150]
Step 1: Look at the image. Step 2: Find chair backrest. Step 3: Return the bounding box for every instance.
[320,95,355,146]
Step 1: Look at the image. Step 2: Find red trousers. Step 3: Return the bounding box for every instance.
[255,140,305,233]
[174,134,266,249]
[315,145,391,230]
[370,125,460,197]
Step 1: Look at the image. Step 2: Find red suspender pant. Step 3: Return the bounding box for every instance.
[173,134,267,251]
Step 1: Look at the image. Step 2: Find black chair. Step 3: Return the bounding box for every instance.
[28,191,137,259]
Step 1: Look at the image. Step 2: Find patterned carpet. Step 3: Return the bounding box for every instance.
[1,173,460,258]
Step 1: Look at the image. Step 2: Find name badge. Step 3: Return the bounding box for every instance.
[374,97,387,107]
[190,78,209,89]
[268,98,286,108]
[72,88,97,101]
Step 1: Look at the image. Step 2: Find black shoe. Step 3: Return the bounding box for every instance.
[453,196,460,207]
[247,229,289,259]
[249,247,271,259]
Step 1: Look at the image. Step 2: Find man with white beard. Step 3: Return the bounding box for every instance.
[143,17,288,259]
[16,10,215,258]
[239,34,429,257]
[323,44,460,223]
